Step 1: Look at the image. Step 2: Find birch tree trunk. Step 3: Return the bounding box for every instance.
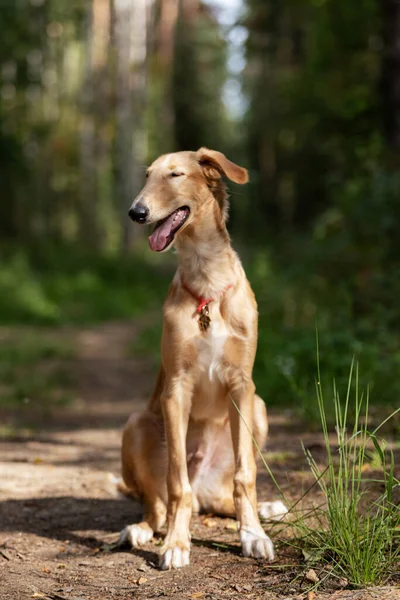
[113,0,150,251]
[151,0,178,154]
[79,0,99,248]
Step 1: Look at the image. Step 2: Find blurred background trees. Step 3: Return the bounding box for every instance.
[1,0,399,419]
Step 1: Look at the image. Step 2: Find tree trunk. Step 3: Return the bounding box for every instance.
[153,0,179,153]
[382,0,400,153]
[113,0,150,250]
[79,0,99,248]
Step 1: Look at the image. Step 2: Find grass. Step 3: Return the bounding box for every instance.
[0,333,75,409]
[280,358,400,589]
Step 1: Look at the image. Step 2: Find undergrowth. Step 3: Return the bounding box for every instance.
[0,245,171,325]
[0,334,74,409]
[268,357,400,590]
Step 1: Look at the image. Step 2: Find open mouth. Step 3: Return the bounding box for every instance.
[148,206,190,252]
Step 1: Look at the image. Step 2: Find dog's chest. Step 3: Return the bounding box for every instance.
[190,318,229,421]
[195,318,229,381]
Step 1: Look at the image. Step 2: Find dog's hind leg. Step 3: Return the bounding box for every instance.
[120,410,168,547]
[120,494,167,548]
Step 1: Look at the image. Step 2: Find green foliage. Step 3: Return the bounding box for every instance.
[248,243,400,420]
[243,0,382,230]
[0,246,171,325]
[291,362,400,587]
[241,163,400,420]
[0,333,74,408]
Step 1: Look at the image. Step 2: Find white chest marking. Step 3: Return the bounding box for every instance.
[196,319,229,381]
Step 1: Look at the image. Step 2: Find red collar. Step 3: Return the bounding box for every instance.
[182,281,233,313]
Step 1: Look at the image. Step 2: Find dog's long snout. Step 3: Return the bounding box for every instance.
[128,202,149,224]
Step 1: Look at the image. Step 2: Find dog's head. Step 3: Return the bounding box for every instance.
[128,148,248,252]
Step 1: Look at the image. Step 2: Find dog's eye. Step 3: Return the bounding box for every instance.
[170,172,184,178]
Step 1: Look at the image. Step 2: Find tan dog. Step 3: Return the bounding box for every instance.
[121,148,286,570]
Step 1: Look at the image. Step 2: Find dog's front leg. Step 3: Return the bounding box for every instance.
[159,379,192,570]
[228,376,274,560]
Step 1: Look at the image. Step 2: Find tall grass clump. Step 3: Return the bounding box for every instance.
[294,358,400,587]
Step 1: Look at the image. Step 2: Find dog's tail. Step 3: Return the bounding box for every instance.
[107,473,138,500]
[118,480,138,500]
[108,473,140,502]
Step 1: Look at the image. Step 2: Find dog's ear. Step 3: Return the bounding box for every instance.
[196,148,249,184]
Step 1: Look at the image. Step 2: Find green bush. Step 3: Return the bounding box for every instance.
[0,245,171,325]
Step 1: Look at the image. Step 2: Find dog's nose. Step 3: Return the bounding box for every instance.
[128,203,149,223]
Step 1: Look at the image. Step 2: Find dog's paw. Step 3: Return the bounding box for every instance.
[258,500,288,522]
[240,527,274,560]
[119,523,153,548]
[159,546,190,570]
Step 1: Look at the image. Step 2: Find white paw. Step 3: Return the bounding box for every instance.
[258,500,288,522]
[240,527,275,560]
[119,524,153,548]
[159,546,190,570]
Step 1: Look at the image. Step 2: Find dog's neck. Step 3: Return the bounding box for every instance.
[175,196,239,299]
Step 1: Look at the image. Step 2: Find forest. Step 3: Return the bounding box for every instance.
[1,0,400,418]
[1,2,400,598]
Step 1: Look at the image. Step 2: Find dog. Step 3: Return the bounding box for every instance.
[121,148,287,570]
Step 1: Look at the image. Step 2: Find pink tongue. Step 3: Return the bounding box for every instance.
[148,212,177,252]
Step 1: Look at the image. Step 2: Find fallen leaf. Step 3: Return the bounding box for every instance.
[137,576,147,585]
[203,518,218,528]
[302,549,313,562]
[42,567,51,574]
[307,591,316,600]
[31,594,47,599]
[305,568,319,583]
[361,463,372,472]
[224,521,238,531]
[191,593,205,599]
[33,457,44,464]
[57,563,66,569]
[242,583,253,592]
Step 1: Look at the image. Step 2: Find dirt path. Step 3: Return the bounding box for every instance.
[0,323,398,600]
